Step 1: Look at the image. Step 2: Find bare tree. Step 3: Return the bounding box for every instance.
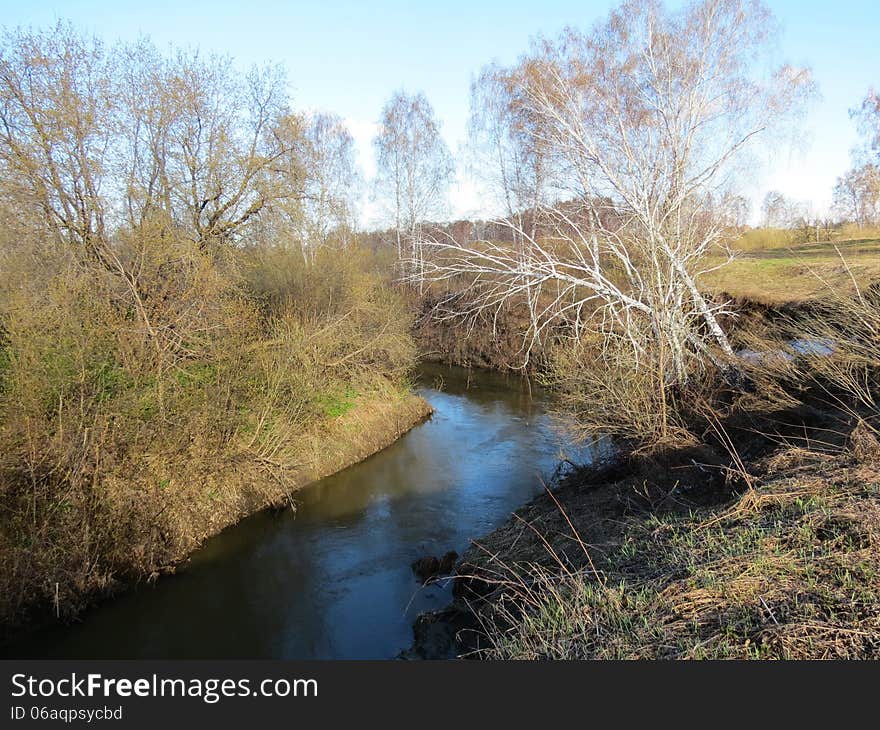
[467,63,548,241]
[0,23,170,336]
[851,89,880,164]
[373,91,454,269]
[0,23,115,258]
[760,190,805,228]
[0,24,303,256]
[298,112,361,258]
[414,0,813,382]
[118,48,296,246]
[833,163,880,227]
[719,193,751,230]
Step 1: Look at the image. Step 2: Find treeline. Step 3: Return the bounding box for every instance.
[0,24,365,256]
[0,24,422,629]
[752,93,880,237]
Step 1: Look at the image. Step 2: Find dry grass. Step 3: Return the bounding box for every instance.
[463,444,880,660]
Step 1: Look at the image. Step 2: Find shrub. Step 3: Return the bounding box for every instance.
[0,225,418,627]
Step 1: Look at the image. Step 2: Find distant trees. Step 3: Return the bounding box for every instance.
[759,190,833,243]
[467,63,548,240]
[761,190,806,228]
[718,194,751,230]
[372,91,454,267]
[297,112,362,257]
[832,89,880,228]
[833,163,880,227]
[852,89,880,162]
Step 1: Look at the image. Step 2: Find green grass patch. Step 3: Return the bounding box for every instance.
[317,385,359,418]
[174,362,218,388]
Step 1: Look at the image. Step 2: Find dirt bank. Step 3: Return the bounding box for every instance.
[413,289,819,373]
[413,294,556,372]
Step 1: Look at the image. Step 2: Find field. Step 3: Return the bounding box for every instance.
[705,237,880,304]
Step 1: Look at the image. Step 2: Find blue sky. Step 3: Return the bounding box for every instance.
[2,0,878,224]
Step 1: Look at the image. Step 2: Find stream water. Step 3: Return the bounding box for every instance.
[4,364,594,659]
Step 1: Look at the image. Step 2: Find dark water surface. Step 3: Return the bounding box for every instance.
[4,364,593,659]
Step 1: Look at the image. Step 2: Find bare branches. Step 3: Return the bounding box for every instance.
[0,25,306,254]
[410,209,736,376]
[296,112,362,258]
[413,0,812,383]
[0,23,113,251]
[373,91,454,265]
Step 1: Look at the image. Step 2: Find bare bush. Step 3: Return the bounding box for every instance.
[0,24,416,627]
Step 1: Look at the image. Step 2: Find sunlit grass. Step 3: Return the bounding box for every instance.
[705,237,880,304]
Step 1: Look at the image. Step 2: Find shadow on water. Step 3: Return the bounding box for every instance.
[3,364,596,659]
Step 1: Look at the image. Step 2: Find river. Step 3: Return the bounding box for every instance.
[3,364,595,659]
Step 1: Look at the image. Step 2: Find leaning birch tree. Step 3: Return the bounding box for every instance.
[415,0,813,383]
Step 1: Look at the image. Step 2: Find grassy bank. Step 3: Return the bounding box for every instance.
[450,407,880,659]
[0,367,430,638]
[705,237,880,304]
[0,237,426,636]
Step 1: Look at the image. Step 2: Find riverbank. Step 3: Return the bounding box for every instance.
[1,389,432,641]
[413,294,555,372]
[419,394,880,659]
[407,249,880,658]
[3,364,568,659]
[151,388,434,563]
